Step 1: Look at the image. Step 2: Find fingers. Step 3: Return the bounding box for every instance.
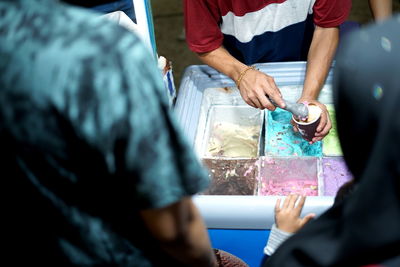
[282,195,291,209]
[275,198,282,213]
[240,86,272,110]
[250,97,263,110]
[311,109,332,143]
[317,112,332,136]
[287,194,299,209]
[257,91,276,110]
[275,195,312,233]
[238,69,284,110]
[238,89,257,108]
[282,194,306,213]
[246,100,257,109]
[282,194,299,210]
[246,99,257,108]
[265,77,285,109]
[316,107,328,133]
[294,195,306,215]
[313,102,331,134]
[300,213,316,226]
[250,89,274,110]
[245,90,277,110]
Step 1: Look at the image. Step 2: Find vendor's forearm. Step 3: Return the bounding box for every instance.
[197,46,248,84]
[369,0,392,21]
[302,26,339,100]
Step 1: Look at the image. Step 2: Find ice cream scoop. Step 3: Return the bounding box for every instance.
[268,97,309,121]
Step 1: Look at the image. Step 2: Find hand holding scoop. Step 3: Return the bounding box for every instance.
[268,96,309,121]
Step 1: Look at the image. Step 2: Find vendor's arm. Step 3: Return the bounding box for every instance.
[184,0,284,110]
[298,26,338,143]
[369,0,392,21]
[197,47,285,110]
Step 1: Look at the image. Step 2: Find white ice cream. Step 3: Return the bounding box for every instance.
[206,122,260,158]
[306,105,322,123]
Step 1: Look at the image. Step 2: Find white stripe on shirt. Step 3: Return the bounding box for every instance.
[220,0,316,43]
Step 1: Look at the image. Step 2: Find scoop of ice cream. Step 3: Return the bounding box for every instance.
[305,105,321,123]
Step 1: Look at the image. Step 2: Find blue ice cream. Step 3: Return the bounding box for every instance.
[265,108,322,156]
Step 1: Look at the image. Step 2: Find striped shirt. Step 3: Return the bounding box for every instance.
[185,0,351,64]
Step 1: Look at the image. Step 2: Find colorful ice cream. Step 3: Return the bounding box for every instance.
[265,108,322,156]
[322,157,353,196]
[202,159,258,195]
[206,121,260,158]
[258,157,319,196]
[322,104,343,156]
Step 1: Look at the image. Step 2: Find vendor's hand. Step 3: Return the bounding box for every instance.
[275,195,315,233]
[238,68,285,110]
[291,99,332,144]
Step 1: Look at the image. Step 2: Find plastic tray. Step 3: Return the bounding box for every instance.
[175,62,336,229]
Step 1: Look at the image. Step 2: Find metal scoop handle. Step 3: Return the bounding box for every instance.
[268,97,309,120]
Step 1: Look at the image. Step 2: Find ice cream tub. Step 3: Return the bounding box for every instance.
[258,156,319,196]
[321,157,353,196]
[201,158,259,195]
[265,108,322,157]
[200,105,264,159]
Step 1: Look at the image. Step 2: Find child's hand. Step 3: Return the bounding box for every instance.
[275,195,315,233]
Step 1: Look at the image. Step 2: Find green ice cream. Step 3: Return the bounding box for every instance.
[322,105,343,156]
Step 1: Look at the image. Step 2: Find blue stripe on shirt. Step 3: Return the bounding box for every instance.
[223,14,314,65]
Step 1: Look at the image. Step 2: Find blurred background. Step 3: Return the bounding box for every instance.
[151,0,400,88]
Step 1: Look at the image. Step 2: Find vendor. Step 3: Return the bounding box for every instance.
[184,0,351,143]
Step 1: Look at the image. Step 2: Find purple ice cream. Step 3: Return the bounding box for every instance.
[322,157,353,196]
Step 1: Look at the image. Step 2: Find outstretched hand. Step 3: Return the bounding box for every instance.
[238,68,285,110]
[275,195,315,233]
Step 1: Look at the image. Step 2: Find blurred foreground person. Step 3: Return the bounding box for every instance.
[65,0,136,22]
[264,15,400,267]
[0,0,219,266]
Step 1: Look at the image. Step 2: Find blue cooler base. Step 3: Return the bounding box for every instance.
[208,229,271,267]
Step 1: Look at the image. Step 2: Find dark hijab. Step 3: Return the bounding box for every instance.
[264,16,400,267]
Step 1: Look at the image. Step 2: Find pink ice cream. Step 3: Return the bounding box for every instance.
[258,157,319,196]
